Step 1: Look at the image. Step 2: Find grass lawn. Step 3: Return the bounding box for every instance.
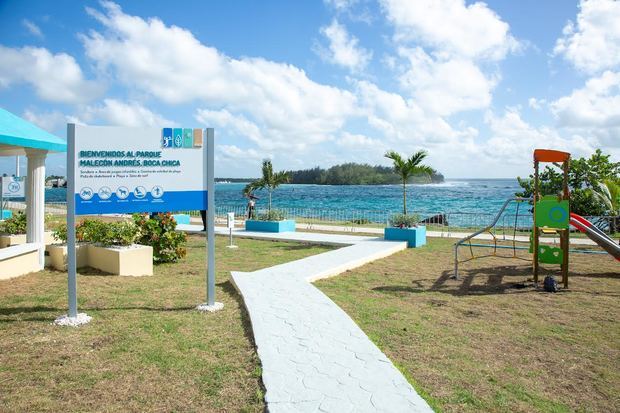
[0,235,332,413]
[315,237,620,412]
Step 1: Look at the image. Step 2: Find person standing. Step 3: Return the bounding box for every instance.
[247,196,256,219]
[200,209,206,231]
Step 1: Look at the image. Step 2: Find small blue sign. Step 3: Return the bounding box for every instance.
[173,128,183,148]
[162,128,173,148]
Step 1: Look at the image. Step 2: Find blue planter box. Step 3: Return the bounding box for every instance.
[171,214,191,225]
[1,210,12,220]
[384,226,426,248]
[245,219,296,233]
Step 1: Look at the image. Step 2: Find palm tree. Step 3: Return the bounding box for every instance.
[243,159,290,213]
[385,150,433,215]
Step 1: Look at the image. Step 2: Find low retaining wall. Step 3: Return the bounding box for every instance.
[0,244,41,280]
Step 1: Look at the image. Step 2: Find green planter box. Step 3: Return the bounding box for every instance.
[384,226,426,248]
[245,220,296,233]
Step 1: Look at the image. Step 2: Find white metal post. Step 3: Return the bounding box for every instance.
[0,177,3,220]
[67,124,78,318]
[206,128,215,306]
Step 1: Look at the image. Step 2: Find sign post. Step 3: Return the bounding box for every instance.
[56,124,220,326]
[226,212,237,249]
[1,176,26,219]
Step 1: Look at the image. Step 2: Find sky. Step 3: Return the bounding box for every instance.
[0,0,618,179]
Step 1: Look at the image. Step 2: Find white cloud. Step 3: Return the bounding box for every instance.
[317,19,372,72]
[380,0,519,61]
[337,132,383,149]
[528,97,546,110]
[217,145,263,161]
[379,0,517,116]
[0,45,101,104]
[22,19,43,38]
[324,0,358,12]
[398,47,496,116]
[81,1,357,151]
[23,109,69,132]
[484,108,596,165]
[554,0,620,74]
[83,99,173,127]
[550,71,620,147]
[195,109,266,148]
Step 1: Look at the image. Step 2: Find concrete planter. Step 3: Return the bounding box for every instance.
[0,244,40,280]
[88,244,153,276]
[0,231,55,249]
[245,219,296,233]
[44,243,153,276]
[45,244,88,271]
[384,226,426,248]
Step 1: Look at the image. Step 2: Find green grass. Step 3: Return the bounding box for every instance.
[315,237,620,412]
[0,235,332,412]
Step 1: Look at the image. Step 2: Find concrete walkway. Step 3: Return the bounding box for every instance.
[177,224,379,245]
[229,235,433,412]
[294,222,598,246]
[186,218,599,246]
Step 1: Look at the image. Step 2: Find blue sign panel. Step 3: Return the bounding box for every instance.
[162,128,173,148]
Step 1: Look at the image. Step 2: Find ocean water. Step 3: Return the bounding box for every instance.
[45,179,524,215]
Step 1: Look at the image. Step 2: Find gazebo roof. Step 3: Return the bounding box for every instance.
[0,108,66,156]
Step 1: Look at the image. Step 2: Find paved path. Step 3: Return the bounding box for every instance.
[231,238,434,412]
[186,218,599,246]
[177,224,379,245]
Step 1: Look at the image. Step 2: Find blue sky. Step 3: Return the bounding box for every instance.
[0,0,618,178]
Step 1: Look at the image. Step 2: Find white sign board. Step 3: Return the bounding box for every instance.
[227,212,235,229]
[72,125,207,215]
[63,124,218,321]
[1,176,25,198]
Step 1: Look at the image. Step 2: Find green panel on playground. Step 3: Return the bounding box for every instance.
[538,245,564,264]
[535,195,569,229]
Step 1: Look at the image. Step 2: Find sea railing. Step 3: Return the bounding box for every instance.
[3,200,616,236]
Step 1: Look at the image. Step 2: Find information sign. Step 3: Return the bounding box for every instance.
[1,176,25,198]
[71,125,207,215]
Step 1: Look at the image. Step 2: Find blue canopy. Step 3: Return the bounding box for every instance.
[0,108,66,155]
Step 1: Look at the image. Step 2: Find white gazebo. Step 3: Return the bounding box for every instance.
[0,108,66,279]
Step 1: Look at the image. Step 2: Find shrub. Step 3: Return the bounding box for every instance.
[0,212,27,235]
[52,223,67,242]
[389,213,420,228]
[133,213,187,264]
[257,209,286,221]
[52,219,138,247]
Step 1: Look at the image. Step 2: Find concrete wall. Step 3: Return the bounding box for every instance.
[0,245,40,280]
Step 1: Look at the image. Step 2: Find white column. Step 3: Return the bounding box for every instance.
[25,149,47,269]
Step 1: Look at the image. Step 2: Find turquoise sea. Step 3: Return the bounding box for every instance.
[45,179,524,216]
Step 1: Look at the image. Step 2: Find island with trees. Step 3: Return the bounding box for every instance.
[284,162,444,185]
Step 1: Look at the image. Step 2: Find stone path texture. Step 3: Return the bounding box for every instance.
[230,236,434,413]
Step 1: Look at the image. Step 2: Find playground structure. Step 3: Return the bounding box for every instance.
[454,149,619,289]
[531,149,570,288]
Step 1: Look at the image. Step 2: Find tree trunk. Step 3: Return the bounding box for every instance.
[268,189,272,212]
[402,179,407,215]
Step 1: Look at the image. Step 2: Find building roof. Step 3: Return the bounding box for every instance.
[0,108,66,155]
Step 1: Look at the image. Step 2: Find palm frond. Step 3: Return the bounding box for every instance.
[408,150,428,167]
